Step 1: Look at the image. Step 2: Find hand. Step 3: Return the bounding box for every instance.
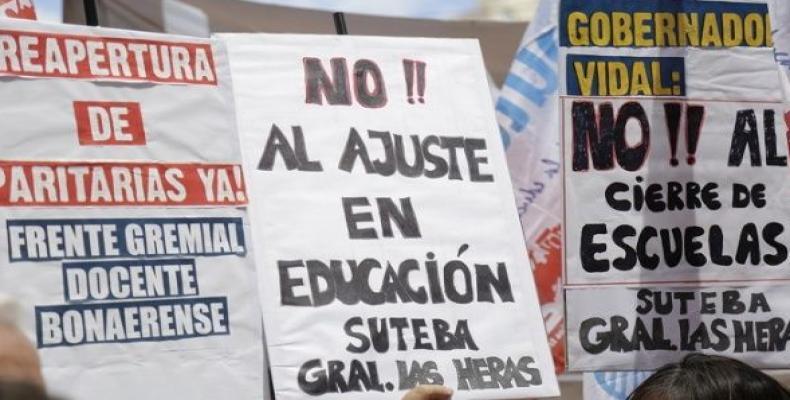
[401,385,453,400]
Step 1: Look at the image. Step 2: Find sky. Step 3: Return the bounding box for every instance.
[33,0,479,22]
[248,0,478,19]
[33,0,61,21]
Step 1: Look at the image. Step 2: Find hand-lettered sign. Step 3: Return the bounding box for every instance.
[560,0,790,370]
[222,33,560,399]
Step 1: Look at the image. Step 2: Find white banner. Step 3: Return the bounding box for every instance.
[222,33,559,399]
[0,19,265,399]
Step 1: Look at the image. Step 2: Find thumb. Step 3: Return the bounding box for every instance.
[401,385,454,400]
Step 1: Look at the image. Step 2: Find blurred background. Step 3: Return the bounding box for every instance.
[43,0,544,88]
[35,0,540,22]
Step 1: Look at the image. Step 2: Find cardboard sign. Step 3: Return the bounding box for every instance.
[559,0,789,370]
[0,19,265,399]
[222,33,559,399]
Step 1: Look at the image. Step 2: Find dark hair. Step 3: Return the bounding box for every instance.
[628,353,790,400]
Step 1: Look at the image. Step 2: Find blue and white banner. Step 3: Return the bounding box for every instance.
[495,0,566,371]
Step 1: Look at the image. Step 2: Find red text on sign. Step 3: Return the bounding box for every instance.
[0,161,246,206]
[0,29,216,84]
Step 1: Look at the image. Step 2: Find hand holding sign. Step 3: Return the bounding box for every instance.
[401,385,453,400]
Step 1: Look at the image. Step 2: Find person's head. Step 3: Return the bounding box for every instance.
[0,295,44,390]
[628,353,790,400]
[0,380,49,400]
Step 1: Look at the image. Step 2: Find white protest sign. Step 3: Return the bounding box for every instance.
[221,33,559,399]
[559,0,790,370]
[0,19,265,399]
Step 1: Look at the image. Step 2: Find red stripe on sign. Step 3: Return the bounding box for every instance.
[74,101,146,145]
[0,161,247,206]
[0,29,216,84]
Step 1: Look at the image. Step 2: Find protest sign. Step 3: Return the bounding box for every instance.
[496,0,565,372]
[0,0,35,20]
[559,0,790,370]
[222,33,560,399]
[0,19,265,399]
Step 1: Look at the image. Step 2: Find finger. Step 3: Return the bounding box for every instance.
[402,385,454,400]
